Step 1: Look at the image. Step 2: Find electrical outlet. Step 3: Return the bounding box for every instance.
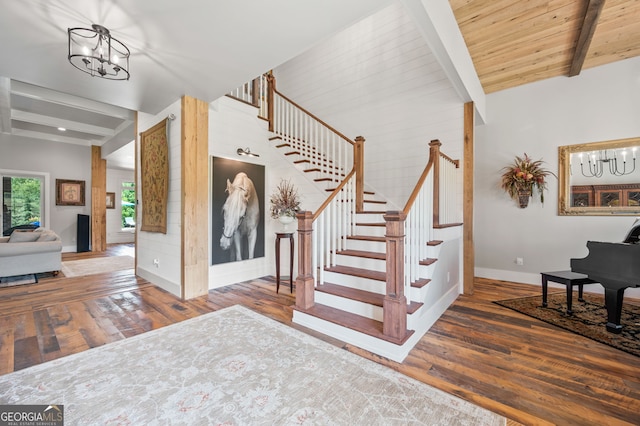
[516,257,524,266]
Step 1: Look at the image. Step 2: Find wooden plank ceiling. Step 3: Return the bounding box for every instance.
[449,0,640,93]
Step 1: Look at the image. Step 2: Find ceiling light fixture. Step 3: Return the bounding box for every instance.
[237,147,259,157]
[57,127,66,131]
[68,24,130,80]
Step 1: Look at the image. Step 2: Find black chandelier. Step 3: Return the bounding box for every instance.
[68,24,130,80]
[578,148,637,178]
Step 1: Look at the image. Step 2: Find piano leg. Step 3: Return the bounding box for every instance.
[603,287,626,333]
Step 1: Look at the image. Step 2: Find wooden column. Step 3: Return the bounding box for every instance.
[91,145,106,252]
[383,211,407,340]
[295,211,315,310]
[181,95,209,299]
[463,102,475,294]
[354,136,365,212]
[429,139,442,226]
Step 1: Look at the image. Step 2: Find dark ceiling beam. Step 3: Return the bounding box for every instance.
[569,0,605,77]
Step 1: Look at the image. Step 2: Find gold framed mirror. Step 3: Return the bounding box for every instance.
[558,137,640,216]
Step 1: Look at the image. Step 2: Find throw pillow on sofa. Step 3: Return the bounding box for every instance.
[8,231,40,243]
[37,232,58,242]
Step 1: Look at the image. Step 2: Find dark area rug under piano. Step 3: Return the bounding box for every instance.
[495,291,640,358]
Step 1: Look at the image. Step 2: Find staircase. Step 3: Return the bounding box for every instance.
[229,74,463,362]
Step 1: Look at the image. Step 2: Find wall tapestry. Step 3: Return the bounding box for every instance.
[140,119,169,233]
[212,156,265,265]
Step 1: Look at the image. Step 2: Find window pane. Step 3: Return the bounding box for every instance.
[121,181,135,228]
[3,176,43,235]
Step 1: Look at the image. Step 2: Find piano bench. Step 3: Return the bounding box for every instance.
[541,271,598,315]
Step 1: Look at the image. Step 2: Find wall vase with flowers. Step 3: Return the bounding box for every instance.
[269,178,301,232]
[501,153,554,208]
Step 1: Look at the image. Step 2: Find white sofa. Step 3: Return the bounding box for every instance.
[0,228,62,279]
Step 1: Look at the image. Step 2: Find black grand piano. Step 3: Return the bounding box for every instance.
[571,220,640,333]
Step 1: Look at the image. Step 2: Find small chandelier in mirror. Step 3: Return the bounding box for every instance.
[576,148,637,178]
[68,24,130,80]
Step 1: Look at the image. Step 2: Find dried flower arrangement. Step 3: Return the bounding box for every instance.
[500,153,554,207]
[269,178,301,219]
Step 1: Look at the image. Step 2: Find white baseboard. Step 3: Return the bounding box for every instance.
[137,267,181,297]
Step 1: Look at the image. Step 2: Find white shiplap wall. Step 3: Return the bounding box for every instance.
[208,96,327,288]
[136,101,182,297]
[274,1,465,209]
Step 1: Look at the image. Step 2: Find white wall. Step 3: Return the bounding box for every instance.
[106,168,135,244]
[136,101,182,296]
[475,56,640,297]
[0,135,91,251]
[274,2,464,210]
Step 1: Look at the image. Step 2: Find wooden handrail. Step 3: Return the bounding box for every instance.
[402,140,440,214]
[312,168,356,221]
[273,88,355,146]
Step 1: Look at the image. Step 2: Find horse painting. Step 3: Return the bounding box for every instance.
[220,172,260,261]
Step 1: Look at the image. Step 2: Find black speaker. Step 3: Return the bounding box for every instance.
[77,214,90,252]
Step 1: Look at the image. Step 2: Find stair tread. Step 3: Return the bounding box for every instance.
[317,282,383,305]
[427,240,443,246]
[336,249,385,260]
[411,278,431,288]
[295,303,414,345]
[356,222,385,227]
[325,265,386,281]
[316,282,423,314]
[364,199,386,204]
[420,258,437,266]
[347,235,385,243]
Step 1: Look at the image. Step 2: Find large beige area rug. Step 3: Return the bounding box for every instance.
[0,306,504,425]
[61,255,134,277]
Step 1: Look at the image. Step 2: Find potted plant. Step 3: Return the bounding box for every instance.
[500,153,554,208]
[269,178,301,229]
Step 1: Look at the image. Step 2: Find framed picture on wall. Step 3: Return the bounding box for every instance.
[56,179,85,206]
[106,192,115,209]
[211,156,265,265]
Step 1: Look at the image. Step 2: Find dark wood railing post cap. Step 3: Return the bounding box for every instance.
[429,139,441,147]
[355,136,365,143]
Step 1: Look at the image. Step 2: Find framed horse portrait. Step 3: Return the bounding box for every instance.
[211,156,265,265]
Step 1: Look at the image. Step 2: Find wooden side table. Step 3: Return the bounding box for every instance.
[541,270,597,314]
[275,232,294,293]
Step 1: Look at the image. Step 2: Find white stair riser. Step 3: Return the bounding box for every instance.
[335,254,386,272]
[315,292,383,321]
[355,213,385,223]
[363,201,386,210]
[346,239,386,252]
[320,271,386,294]
[355,225,385,237]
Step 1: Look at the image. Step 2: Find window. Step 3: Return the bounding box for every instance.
[121,181,135,229]
[1,172,47,235]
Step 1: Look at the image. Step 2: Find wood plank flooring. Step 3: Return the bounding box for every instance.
[1,245,639,425]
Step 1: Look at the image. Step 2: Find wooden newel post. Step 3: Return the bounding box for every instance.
[430,139,441,226]
[266,73,275,132]
[383,211,407,340]
[295,211,315,310]
[354,136,365,212]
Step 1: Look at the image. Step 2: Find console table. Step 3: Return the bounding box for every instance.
[275,232,294,293]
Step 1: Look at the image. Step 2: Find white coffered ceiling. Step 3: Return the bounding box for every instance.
[0,0,393,168]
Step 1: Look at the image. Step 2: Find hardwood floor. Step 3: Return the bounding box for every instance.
[1,245,639,425]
